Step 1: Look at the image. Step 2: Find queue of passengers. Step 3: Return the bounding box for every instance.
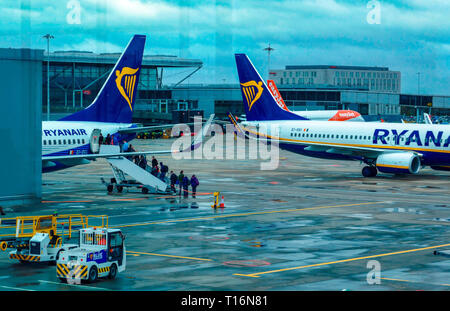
[98,132,200,197]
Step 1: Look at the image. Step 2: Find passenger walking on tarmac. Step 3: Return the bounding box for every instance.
[190,175,199,198]
[170,171,177,193]
[151,156,158,168]
[182,175,190,197]
[99,133,104,145]
[105,133,111,145]
[178,170,184,195]
[159,162,168,181]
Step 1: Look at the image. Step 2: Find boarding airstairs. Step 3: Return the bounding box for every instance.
[100,145,169,194]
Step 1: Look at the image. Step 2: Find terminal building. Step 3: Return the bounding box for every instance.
[269,65,401,94]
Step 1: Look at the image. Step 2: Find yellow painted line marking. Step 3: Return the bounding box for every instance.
[112,201,386,229]
[233,273,260,278]
[234,243,450,278]
[126,251,212,262]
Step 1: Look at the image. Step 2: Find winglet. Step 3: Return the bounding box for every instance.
[189,114,215,150]
[424,113,433,124]
[173,114,215,154]
[227,112,253,140]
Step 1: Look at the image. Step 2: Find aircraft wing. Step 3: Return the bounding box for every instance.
[118,116,212,134]
[118,123,195,134]
[42,114,214,163]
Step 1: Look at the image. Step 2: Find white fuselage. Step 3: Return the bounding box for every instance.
[242,120,450,166]
[42,121,132,158]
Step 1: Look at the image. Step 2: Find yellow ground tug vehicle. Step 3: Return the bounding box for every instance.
[0,214,107,264]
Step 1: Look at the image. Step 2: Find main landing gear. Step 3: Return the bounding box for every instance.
[362,166,378,178]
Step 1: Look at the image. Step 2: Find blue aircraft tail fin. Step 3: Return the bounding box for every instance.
[235,54,307,121]
[60,35,146,123]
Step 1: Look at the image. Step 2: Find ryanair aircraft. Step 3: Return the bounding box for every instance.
[42,35,210,173]
[232,54,450,177]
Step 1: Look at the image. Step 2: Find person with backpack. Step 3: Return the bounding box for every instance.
[170,171,178,193]
[182,175,190,197]
[190,175,199,198]
[159,162,168,181]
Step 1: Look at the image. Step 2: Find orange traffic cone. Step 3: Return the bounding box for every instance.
[219,196,225,208]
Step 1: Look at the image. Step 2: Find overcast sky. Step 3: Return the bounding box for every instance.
[1,0,449,95]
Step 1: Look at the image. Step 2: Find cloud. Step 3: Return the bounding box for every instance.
[0,0,448,94]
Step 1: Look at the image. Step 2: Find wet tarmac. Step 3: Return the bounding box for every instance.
[1,138,449,291]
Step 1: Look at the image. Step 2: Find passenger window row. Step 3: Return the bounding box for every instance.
[290,132,372,141]
[289,132,449,146]
[43,139,85,146]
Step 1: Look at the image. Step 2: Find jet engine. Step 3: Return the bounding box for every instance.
[376,152,421,174]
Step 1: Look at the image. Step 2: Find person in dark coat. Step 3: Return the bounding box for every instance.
[99,133,104,145]
[182,175,190,197]
[178,170,184,195]
[126,144,135,161]
[169,171,177,193]
[151,165,159,177]
[105,134,111,145]
[190,175,199,198]
[138,155,147,170]
[159,162,168,181]
[151,156,158,168]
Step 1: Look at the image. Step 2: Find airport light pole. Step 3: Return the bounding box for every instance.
[263,44,274,81]
[416,72,420,123]
[43,34,54,121]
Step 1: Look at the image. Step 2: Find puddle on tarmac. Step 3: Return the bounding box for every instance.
[384,208,425,215]
[431,218,450,222]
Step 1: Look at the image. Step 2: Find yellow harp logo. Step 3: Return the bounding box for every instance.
[240,80,263,111]
[115,67,139,111]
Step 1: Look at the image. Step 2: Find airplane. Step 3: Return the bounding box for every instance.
[266,79,365,122]
[42,34,212,173]
[230,53,450,177]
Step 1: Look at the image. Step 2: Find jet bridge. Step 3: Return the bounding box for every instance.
[100,145,169,194]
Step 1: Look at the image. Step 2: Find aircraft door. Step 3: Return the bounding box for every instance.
[90,129,101,154]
